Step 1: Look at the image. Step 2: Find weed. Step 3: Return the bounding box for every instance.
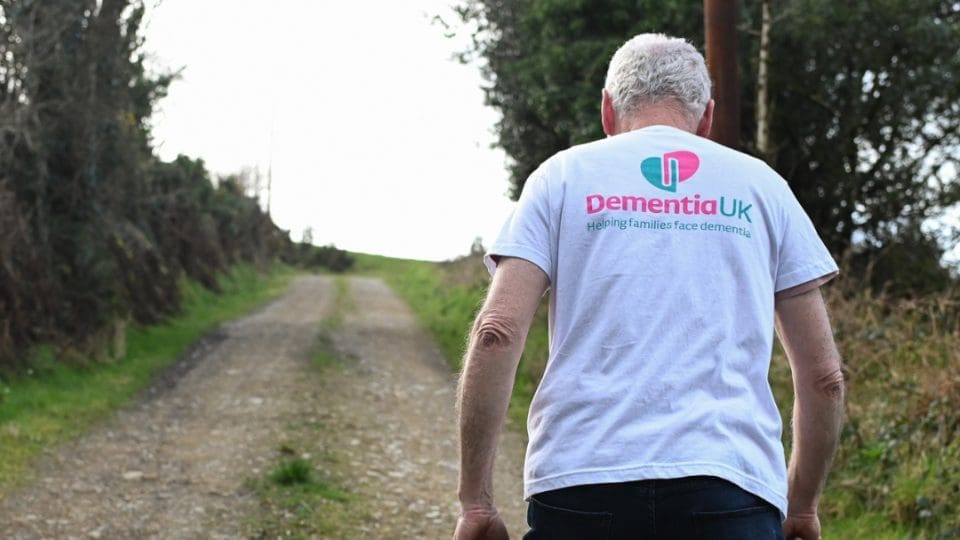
[247,453,357,538]
[311,335,337,370]
[269,458,314,486]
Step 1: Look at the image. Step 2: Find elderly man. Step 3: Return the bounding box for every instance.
[454,33,844,540]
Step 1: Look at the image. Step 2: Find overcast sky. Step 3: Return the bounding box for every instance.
[143,0,516,261]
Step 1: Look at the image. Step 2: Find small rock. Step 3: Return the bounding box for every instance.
[122,471,144,481]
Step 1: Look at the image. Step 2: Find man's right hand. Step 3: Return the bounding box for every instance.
[453,504,509,540]
[775,287,843,540]
[783,511,821,540]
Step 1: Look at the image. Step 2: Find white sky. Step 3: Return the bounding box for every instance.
[143,0,515,262]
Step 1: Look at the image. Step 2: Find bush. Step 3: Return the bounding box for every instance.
[282,243,355,273]
[0,4,293,370]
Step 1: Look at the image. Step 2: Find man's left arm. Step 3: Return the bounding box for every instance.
[455,256,549,540]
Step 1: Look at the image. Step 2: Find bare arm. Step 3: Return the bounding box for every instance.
[454,257,549,539]
[774,287,845,539]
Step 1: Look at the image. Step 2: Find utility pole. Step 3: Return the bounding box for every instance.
[267,106,275,218]
[704,0,741,149]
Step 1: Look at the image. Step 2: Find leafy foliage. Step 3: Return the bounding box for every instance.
[755,1,960,259]
[455,0,701,199]
[282,241,356,273]
[0,1,292,367]
[456,0,960,290]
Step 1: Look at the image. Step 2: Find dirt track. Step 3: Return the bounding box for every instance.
[0,275,529,539]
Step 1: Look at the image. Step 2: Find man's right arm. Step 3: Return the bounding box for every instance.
[774,287,845,540]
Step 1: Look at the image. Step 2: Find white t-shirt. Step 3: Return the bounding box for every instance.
[485,125,838,519]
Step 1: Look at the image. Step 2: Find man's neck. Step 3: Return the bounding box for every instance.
[617,107,695,134]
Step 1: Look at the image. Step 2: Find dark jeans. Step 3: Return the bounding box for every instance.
[524,476,785,540]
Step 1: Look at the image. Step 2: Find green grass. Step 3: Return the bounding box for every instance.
[311,336,337,370]
[247,442,359,538]
[269,457,317,486]
[312,277,354,370]
[320,276,355,332]
[248,450,359,539]
[354,251,960,538]
[0,263,295,493]
[823,514,911,539]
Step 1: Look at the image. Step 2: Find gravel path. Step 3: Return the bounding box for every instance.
[0,275,529,539]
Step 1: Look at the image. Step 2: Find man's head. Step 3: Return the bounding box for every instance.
[602,33,713,137]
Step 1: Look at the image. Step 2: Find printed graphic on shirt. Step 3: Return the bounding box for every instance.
[586,150,755,239]
[641,150,700,192]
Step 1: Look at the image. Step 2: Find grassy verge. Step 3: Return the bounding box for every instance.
[245,277,367,538]
[0,263,295,493]
[354,251,960,538]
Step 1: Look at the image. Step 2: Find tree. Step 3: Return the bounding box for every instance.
[457,0,960,288]
[455,0,702,199]
[753,1,960,259]
[0,1,289,367]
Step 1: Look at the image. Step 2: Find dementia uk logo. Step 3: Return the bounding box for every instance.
[641,150,700,192]
[585,149,754,238]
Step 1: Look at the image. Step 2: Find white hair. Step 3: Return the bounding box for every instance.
[604,33,711,124]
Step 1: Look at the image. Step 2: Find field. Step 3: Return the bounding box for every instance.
[356,251,960,539]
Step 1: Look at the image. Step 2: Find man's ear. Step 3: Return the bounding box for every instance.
[601,89,617,137]
[696,99,715,138]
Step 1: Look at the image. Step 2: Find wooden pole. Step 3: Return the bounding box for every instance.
[704,0,741,149]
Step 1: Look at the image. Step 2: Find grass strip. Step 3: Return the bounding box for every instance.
[0,263,295,492]
[246,448,361,539]
[245,286,366,538]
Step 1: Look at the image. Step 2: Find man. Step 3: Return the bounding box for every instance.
[454,33,844,540]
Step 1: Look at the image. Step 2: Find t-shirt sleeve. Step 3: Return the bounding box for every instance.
[774,186,839,295]
[483,171,554,280]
